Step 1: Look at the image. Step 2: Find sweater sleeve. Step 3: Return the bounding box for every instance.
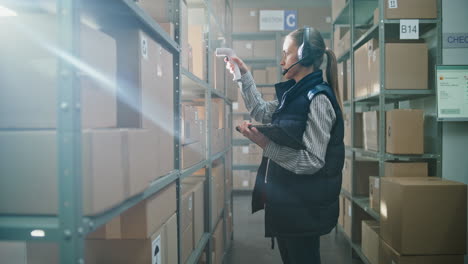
[239,71,279,124]
[263,94,336,175]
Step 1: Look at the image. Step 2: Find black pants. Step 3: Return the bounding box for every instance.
[276,236,321,264]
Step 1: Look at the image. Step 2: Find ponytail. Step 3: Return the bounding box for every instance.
[325,48,343,111]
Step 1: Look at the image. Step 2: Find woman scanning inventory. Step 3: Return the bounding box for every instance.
[225,27,344,264]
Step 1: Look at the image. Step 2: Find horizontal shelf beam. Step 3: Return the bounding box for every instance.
[181,160,209,179]
[353,196,380,221]
[182,68,210,90]
[232,165,259,170]
[233,139,251,146]
[0,217,60,241]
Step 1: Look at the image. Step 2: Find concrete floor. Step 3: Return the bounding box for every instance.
[224,194,364,264]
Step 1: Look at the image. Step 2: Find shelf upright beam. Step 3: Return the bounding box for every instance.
[56,0,85,263]
[378,0,386,179]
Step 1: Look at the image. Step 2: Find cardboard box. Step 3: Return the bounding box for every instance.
[344,112,363,147]
[87,213,178,264]
[0,18,117,129]
[253,69,268,84]
[297,7,331,33]
[227,80,239,102]
[214,56,226,93]
[354,159,379,196]
[362,221,380,264]
[213,219,225,264]
[135,0,171,22]
[338,195,345,228]
[0,130,125,215]
[182,223,194,264]
[384,162,428,177]
[189,25,206,80]
[182,142,205,169]
[379,239,464,264]
[354,43,369,98]
[181,184,195,234]
[180,0,189,69]
[233,8,258,32]
[344,197,353,239]
[120,183,176,239]
[373,8,379,25]
[122,129,159,198]
[332,0,347,21]
[363,111,379,151]
[346,60,351,100]
[160,22,175,39]
[233,170,255,190]
[369,176,380,212]
[385,43,428,90]
[385,0,437,19]
[183,177,205,247]
[380,177,467,255]
[88,216,122,239]
[333,27,349,58]
[253,40,276,58]
[0,242,58,264]
[337,61,346,104]
[386,109,424,154]
[342,157,352,193]
[266,66,278,84]
[233,40,254,58]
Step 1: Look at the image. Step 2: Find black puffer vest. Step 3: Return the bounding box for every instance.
[251,70,344,237]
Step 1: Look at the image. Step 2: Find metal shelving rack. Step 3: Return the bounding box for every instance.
[332,0,442,261]
[0,0,234,263]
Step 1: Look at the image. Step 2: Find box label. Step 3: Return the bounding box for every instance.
[189,196,193,211]
[152,235,162,264]
[242,180,249,187]
[233,102,239,110]
[250,10,256,17]
[348,205,352,217]
[388,0,398,9]
[141,37,148,60]
[400,20,419,40]
[245,43,253,50]
[375,178,380,189]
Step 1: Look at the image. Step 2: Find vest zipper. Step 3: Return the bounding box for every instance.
[265,158,271,183]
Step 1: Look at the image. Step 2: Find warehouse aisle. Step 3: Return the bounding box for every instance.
[224,195,364,264]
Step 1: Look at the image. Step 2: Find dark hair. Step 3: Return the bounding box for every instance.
[288,27,342,110]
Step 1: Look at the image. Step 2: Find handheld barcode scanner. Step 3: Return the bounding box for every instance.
[215,48,241,81]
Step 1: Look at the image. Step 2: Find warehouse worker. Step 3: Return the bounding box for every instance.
[225,27,344,264]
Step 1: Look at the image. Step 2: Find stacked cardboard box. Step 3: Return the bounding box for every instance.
[341,157,378,195]
[338,195,345,228]
[233,170,257,190]
[344,198,372,241]
[380,177,466,262]
[188,24,206,80]
[363,111,379,151]
[233,8,259,32]
[343,112,363,147]
[85,183,178,264]
[212,219,225,264]
[211,99,226,154]
[384,0,437,19]
[354,39,380,98]
[361,220,380,264]
[233,144,262,165]
[212,162,225,225]
[333,27,349,58]
[337,61,348,104]
[386,109,424,154]
[369,161,428,213]
[182,104,206,169]
[332,0,347,21]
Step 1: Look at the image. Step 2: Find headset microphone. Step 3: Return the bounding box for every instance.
[282,58,304,75]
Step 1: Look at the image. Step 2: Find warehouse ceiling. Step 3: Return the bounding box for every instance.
[233,0,330,8]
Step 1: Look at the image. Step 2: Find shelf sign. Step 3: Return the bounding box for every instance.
[400,19,419,39]
[259,10,297,31]
[443,33,468,48]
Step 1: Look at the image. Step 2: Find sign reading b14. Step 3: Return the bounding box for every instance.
[260,10,297,31]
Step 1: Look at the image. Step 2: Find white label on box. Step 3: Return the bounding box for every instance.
[242,180,249,187]
[152,235,162,264]
[388,0,398,9]
[245,43,253,50]
[250,10,256,17]
[400,20,419,39]
[157,64,163,77]
[375,178,380,189]
[141,37,148,60]
[348,205,352,217]
[326,16,332,23]
[188,196,193,211]
[233,102,239,110]
[242,147,249,154]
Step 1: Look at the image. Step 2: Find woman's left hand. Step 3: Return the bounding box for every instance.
[237,121,270,149]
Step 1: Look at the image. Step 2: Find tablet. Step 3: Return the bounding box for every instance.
[250,124,306,150]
